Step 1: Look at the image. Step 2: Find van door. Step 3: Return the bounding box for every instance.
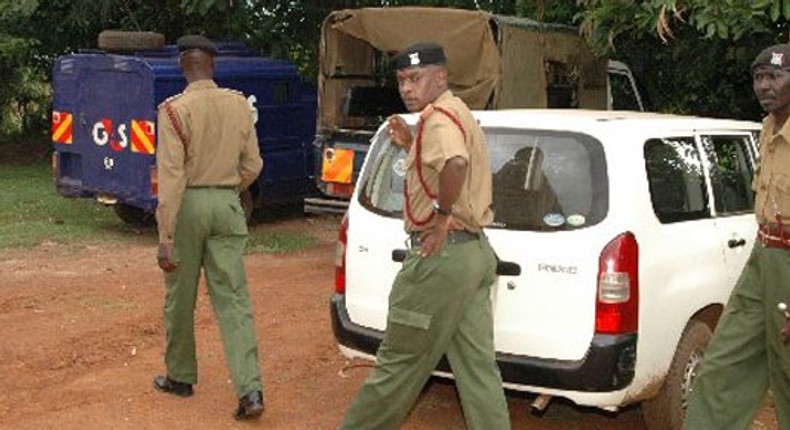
[75,55,156,207]
[699,133,758,282]
[486,128,612,360]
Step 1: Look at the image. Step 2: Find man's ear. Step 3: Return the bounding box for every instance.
[438,66,449,85]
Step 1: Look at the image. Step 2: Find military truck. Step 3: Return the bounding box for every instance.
[306,7,643,213]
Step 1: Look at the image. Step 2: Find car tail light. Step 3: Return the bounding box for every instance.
[334,211,349,294]
[150,165,158,196]
[327,182,354,198]
[595,232,639,334]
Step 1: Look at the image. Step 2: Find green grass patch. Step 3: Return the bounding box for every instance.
[0,162,319,253]
[246,229,317,254]
[0,163,155,249]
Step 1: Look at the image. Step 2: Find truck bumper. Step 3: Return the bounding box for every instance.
[330,293,637,392]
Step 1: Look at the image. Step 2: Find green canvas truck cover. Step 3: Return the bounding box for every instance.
[318,7,608,131]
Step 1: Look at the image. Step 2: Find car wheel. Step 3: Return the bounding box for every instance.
[114,203,156,227]
[642,319,712,430]
[98,30,165,53]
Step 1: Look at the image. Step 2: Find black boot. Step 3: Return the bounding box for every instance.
[234,390,264,420]
[153,375,194,397]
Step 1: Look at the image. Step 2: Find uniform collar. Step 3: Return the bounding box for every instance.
[433,90,453,104]
[184,79,218,92]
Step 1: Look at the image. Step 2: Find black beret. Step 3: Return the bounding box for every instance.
[176,35,217,56]
[391,42,446,71]
[751,44,790,71]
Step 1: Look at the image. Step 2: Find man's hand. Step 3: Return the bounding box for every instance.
[157,243,179,272]
[782,322,790,345]
[388,115,413,150]
[418,214,452,258]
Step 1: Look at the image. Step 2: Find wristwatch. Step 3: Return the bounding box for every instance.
[432,200,452,216]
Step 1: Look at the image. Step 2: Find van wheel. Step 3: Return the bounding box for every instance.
[642,320,712,430]
[114,203,156,227]
[98,30,165,52]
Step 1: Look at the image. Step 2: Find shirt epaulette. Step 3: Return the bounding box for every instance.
[220,88,245,97]
[158,92,184,110]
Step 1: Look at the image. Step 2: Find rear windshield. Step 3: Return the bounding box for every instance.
[358,127,608,231]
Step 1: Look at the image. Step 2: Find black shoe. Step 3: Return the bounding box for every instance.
[234,390,264,420]
[153,375,194,397]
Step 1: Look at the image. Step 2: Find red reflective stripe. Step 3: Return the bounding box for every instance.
[164,103,188,154]
[52,111,73,144]
[131,120,155,154]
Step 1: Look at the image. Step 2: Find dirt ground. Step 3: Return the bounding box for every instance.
[0,213,778,430]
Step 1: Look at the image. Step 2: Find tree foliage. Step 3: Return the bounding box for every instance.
[576,0,788,52]
[4,0,790,142]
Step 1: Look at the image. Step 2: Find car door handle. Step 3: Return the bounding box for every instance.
[392,249,407,262]
[727,238,746,248]
[391,249,521,276]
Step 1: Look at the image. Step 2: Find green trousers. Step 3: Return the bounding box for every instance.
[340,236,511,430]
[163,188,263,398]
[683,245,790,430]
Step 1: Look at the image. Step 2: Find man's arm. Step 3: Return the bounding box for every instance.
[416,111,469,258]
[155,105,188,271]
[239,102,263,190]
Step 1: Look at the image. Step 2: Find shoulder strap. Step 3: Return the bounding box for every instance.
[163,102,189,154]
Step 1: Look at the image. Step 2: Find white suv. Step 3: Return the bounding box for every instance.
[330,109,760,430]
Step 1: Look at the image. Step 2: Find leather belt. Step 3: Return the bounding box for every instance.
[758,223,790,249]
[408,230,479,248]
[186,185,237,190]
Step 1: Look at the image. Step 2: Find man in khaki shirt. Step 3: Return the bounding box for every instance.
[684,44,790,429]
[339,42,511,430]
[153,35,265,421]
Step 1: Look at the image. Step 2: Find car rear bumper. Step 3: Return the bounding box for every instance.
[330,293,637,392]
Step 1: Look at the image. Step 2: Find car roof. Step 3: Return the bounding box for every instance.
[477,109,761,133]
[400,109,761,134]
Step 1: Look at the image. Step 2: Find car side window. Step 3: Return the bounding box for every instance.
[644,137,710,223]
[700,135,755,215]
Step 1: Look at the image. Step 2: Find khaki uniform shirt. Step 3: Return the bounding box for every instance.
[753,114,790,225]
[155,80,263,243]
[404,90,493,233]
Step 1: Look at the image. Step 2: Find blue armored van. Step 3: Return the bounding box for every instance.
[51,41,316,224]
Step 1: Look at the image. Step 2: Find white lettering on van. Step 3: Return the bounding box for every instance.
[111,123,128,151]
[537,263,578,275]
[92,120,109,146]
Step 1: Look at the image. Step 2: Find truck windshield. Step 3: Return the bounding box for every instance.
[358,127,609,231]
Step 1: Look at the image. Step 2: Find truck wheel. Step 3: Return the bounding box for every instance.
[114,203,156,227]
[98,30,165,52]
[642,319,712,430]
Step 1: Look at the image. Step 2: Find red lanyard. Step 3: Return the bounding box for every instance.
[403,104,467,227]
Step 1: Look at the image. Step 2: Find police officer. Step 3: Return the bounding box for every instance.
[683,44,790,429]
[153,34,265,421]
[339,42,511,430]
